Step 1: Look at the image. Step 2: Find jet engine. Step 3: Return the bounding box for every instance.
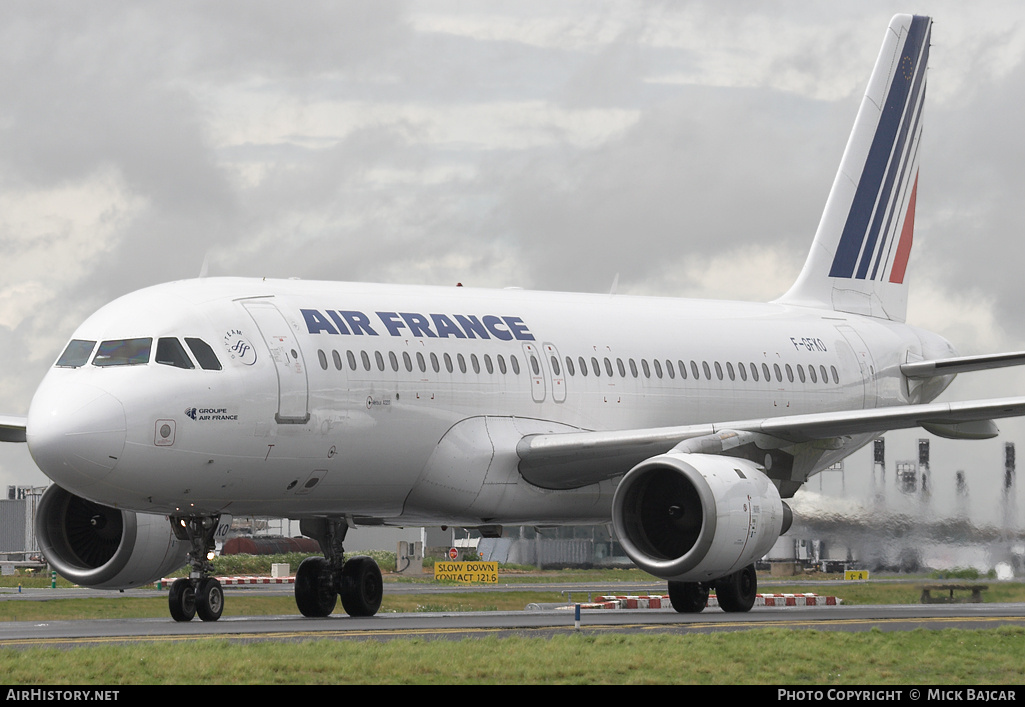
[35,485,188,589]
[612,452,791,582]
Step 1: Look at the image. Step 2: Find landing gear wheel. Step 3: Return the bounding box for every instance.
[295,556,337,617]
[168,515,222,622]
[668,581,709,613]
[169,578,196,622]
[340,556,383,617]
[196,578,224,622]
[714,564,758,613]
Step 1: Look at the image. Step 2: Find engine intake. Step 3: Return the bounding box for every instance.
[36,485,188,589]
[612,452,789,582]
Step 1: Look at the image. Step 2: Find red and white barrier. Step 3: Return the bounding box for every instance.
[161,576,296,586]
[568,592,842,610]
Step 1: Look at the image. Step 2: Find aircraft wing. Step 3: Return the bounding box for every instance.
[0,416,27,443]
[517,396,1025,490]
[902,351,1025,378]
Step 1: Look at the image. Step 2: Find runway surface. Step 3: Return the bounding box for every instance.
[2,583,1024,648]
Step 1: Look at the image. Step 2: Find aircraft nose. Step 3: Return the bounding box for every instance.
[26,382,127,491]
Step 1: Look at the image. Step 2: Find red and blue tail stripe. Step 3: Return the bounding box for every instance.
[828,16,930,284]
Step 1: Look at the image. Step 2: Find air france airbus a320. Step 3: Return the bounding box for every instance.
[3,14,1024,621]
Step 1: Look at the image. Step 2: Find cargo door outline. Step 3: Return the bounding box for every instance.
[242,299,311,424]
[522,343,545,403]
[542,342,566,403]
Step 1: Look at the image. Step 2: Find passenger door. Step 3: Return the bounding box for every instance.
[242,299,310,424]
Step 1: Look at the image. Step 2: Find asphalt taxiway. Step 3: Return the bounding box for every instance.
[1,583,1023,648]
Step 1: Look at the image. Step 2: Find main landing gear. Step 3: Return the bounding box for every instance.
[168,515,224,622]
[668,563,758,614]
[294,518,383,618]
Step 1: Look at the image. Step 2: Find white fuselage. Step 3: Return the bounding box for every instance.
[25,277,954,525]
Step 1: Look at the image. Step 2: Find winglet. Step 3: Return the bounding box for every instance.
[777,14,931,322]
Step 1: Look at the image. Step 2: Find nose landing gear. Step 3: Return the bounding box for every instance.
[167,515,224,622]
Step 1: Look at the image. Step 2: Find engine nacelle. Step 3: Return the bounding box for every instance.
[612,452,790,582]
[36,485,188,589]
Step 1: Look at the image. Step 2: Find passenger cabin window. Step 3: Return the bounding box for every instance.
[156,338,195,369]
[56,339,96,368]
[93,338,152,367]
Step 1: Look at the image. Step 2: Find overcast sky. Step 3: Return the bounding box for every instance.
[1,1,1023,530]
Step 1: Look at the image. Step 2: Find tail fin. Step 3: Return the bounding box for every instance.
[777,14,931,322]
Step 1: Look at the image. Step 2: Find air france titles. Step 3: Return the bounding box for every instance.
[300,309,535,341]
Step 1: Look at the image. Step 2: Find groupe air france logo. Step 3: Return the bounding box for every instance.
[223,329,257,365]
[184,407,239,422]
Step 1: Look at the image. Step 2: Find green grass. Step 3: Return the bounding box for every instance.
[0,592,565,621]
[2,577,1023,622]
[0,629,1023,684]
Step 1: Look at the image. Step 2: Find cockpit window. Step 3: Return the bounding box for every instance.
[93,338,152,367]
[185,338,222,371]
[156,337,195,369]
[55,339,96,368]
